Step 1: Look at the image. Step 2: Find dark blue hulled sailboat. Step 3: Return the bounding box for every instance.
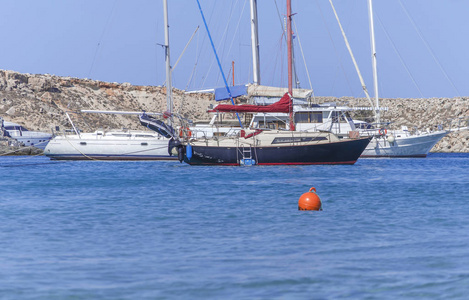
[177,0,371,166]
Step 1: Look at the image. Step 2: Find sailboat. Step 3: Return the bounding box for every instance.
[44,0,177,161]
[346,0,464,157]
[249,0,467,158]
[176,0,371,166]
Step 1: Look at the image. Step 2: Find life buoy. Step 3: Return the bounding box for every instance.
[179,127,192,138]
[379,128,387,136]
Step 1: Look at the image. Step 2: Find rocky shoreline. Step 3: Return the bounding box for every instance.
[0,69,468,154]
[0,137,43,156]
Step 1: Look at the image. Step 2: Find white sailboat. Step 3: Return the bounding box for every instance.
[354,0,462,157]
[44,0,176,161]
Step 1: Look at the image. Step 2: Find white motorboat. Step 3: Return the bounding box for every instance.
[1,119,52,150]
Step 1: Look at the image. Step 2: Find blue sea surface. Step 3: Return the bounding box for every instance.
[0,153,468,299]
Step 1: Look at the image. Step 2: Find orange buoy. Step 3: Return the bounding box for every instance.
[298,187,322,211]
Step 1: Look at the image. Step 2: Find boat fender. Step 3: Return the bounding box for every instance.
[379,128,387,136]
[186,144,193,160]
[298,187,322,211]
[177,146,184,163]
[387,135,395,143]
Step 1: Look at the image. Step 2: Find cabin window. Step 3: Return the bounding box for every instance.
[310,112,323,123]
[294,112,323,123]
[135,134,155,138]
[257,121,286,130]
[271,136,327,144]
[110,133,132,137]
[331,112,348,123]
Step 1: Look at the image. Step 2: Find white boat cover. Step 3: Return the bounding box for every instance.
[247,84,313,99]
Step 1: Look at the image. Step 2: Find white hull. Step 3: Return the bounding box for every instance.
[10,135,52,150]
[2,121,52,150]
[44,130,175,160]
[361,130,449,157]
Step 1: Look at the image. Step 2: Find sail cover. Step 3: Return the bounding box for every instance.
[208,93,292,113]
[139,113,175,138]
[214,85,248,101]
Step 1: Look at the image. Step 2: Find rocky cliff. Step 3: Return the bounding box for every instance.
[1,70,468,152]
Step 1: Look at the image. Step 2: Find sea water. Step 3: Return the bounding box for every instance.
[0,154,468,299]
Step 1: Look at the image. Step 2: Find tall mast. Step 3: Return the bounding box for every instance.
[287,1,293,96]
[163,0,173,119]
[287,0,295,131]
[367,0,380,125]
[250,0,261,85]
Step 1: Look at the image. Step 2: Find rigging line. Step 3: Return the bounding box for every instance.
[216,0,247,87]
[224,0,248,79]
[328,0,374,107]
[375,14,424,98]
[195,2,215,88]
[188,25,201,91]
[178,62,198,115]
[162,26,200,87]
[274,0,285,41]
[201,0,239,88]
[178,30,201,114]
[293,19,313,90]
[275,0,300,88]
[172,26,200,73]
[196,0,244,128]
[315,0,353,97]
[397,0,461,97]
[273,0,286,86]
[88,0,118,78]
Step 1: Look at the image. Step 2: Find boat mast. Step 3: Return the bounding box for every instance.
[287,0,295,131]
[368,0,380,125]
[250,0,261,85]
[163,0,173,122]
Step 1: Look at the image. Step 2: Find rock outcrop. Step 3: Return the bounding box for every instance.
[0,69,468,153]
[0,70,213,135]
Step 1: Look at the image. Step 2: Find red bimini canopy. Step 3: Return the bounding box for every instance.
[208,92,292,113]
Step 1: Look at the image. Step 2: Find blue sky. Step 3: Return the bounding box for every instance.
[0,0,467,99]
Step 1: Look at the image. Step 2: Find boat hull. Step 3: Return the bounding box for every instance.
[361,131,449,158]
[45,134,175,161]
[184,137,371,166]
